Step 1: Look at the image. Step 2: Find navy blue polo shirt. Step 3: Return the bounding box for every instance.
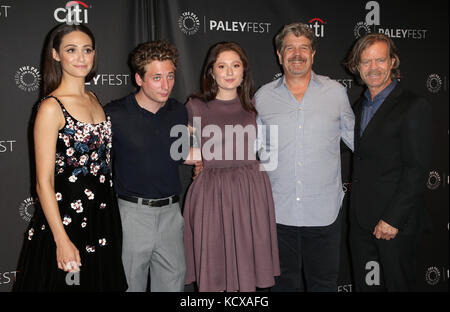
[104,93,188,199]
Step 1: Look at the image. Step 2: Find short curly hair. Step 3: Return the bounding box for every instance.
[130,40,179,78]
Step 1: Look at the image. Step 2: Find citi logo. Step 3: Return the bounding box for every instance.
[308,18,325,38]
[54,1,89,25]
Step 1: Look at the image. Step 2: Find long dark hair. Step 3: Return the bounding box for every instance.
[42,23,97,96]
[193,42,256,113]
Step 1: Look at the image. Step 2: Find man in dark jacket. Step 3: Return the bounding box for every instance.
[345,33,432,291]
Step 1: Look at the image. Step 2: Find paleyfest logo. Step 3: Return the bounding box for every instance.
[54,1,90,25]
[427,171,442,190]
[354,1,427,39]
[1,4,11,18]
[425,267,441,286]
[19,197,38,223]
[426,74,442,94]
[14,65,41,92]
[178,11,200,35]
[178,11,271,35]
[354,21,372,38]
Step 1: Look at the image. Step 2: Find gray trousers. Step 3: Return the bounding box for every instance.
[118,197,186,292]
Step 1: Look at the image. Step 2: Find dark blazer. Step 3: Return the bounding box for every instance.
[350,83,432,234]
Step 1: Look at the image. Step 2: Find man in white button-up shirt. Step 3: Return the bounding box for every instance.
[256,23,354,291]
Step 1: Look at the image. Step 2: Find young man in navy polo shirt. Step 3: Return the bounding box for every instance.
[105,41,195,292]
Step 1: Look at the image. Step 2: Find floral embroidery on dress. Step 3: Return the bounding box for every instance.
[100,203,106,209]
[98,238,107,246]
[55,192,62,201]
[54,111,112,181]
[86,245,95,253]
[66,147,75,157]
[70,200,83,213]
[63,216,72,226]
[79,155,88,166]
[28,228,34,240]
[81,217,87,228]
[84,189,94,200]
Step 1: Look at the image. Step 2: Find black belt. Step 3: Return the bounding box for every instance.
[118,194,179,207]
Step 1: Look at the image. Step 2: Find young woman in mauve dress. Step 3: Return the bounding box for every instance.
[183,41,280,292]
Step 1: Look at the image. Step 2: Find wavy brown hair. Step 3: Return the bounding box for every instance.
[193,41,256,113]
[130,40,179,79]
[42,23,97,97]
[345,33,400,83]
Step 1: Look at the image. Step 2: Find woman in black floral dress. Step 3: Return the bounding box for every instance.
[13,24,127,291]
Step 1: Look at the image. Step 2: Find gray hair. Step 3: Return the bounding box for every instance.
[274,23,317,52]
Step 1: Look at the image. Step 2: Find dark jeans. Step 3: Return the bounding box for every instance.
[272,213,342,292]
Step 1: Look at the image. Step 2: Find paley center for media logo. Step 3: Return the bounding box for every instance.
[54,1,90,25]
[14,65,41,92]
[19,197,38,223]
[354,1,427,39]
[425,266,448,286]
[178,11,271,35]
[426,74,448,94]
[426,170,449,190]
[178,11,201,35]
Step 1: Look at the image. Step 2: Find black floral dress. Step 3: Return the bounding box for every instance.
[13,96,127,291]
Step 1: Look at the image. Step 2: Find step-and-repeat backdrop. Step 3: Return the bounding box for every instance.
[0,0,448,292]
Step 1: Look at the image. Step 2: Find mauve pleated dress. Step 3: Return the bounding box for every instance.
[183,97,280,292]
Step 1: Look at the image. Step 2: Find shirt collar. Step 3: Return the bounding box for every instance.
[132,93,171,115]
[364,79,397,106]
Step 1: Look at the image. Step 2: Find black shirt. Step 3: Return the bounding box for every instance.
[104,93,188,198]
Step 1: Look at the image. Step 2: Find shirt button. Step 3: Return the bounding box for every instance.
[298,125,302,129]
[298,162,302,166]
[298,180,301,184]
[296,197,301,201]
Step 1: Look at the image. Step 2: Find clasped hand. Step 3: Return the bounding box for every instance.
[373,219,398,240]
